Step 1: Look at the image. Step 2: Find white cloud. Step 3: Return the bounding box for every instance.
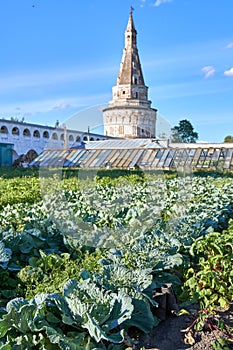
[154,0,173,7]
[224,67,233,77]
[0,94,110,116]
[201,66,216,79]
[0,65,116,93]
[52,103,72,111]
[225,42,233,49]
[139,0,146,7]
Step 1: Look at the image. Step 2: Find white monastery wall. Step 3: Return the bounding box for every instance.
[0,119,106,161]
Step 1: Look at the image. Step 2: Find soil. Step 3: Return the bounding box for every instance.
[134,304,233,350]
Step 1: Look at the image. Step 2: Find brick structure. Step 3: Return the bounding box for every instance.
[103,8,157,138]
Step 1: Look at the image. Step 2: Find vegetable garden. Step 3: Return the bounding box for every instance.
[0,168,233,349]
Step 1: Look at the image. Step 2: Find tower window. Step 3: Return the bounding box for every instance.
[119,126,124,134]
[135,92,138,99]
[135,78,138,84]
[122,91,125,94]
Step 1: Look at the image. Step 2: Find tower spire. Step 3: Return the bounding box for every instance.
[117,8,144,86]
[128,5,135,28]
[103,9,157,139]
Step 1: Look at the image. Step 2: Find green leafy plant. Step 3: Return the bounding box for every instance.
[0,172,233,348]
[0,278,136,349]
[18,250,103,299]
[182,221,233,314]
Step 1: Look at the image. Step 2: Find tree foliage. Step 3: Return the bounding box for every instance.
[224,135,233,143]
[10,116,25,123]
[171,119,198,143]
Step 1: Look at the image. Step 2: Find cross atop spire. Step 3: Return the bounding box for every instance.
[130,5,134,15]
[126,6,136,33]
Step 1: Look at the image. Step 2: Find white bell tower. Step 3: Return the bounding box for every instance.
[103,8,157,138]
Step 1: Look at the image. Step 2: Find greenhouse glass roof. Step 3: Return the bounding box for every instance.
[31,143,233,170]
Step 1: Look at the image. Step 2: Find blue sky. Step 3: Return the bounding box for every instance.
[0,0,233,142]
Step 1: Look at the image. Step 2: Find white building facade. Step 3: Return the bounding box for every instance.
[0,119,106,164]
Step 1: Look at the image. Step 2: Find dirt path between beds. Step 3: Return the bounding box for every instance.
[134,304,233,350]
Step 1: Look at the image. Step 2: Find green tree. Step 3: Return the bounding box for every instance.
[224,135,233,143]
[171,119,198,143]
[10,116,25,123]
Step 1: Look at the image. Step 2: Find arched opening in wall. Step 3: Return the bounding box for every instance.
[13,149,38,167]
[83,136,88,141]
[43,131,49,138]
[52,132,58,140]
[96,138,100,141]
[12,127,19,135]
[33,130,40,138]
[90,137,94,141]
[25,149,38,163]
[135,92,138,99]
[23,128,31,137]
[76,136,81,142]
[60,133,64,141]
[68,135,74,142]
[135,78,138,84]
[0,125,8,134]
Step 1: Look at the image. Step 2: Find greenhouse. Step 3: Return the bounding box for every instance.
[30,140,233,170]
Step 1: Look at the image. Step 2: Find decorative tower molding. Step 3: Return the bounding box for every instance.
[103,8,157,139]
